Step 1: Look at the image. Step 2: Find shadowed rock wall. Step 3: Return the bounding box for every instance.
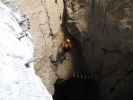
[64,0,133,99]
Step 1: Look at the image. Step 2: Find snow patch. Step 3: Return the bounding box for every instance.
[0,1,53,100]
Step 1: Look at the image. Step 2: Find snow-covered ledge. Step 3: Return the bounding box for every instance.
[0,1,52,100]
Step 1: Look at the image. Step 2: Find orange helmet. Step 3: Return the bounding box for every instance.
[62,38,72,51]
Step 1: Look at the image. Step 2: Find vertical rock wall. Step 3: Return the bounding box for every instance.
[17,0,64,95]
[64,0,133,99]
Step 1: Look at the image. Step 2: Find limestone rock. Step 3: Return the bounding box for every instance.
[17,0,73,95]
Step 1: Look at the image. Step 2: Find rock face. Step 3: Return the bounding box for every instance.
[14,0,133,99]
[64,0,133,99]
[17,0,73,95]
[17,0,64,95]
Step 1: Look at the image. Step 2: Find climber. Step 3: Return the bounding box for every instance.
[57,38,72,62]
[49,37,73,72]
[62,38,72,52]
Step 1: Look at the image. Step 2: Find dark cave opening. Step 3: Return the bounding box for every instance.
[53,77,100,100]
